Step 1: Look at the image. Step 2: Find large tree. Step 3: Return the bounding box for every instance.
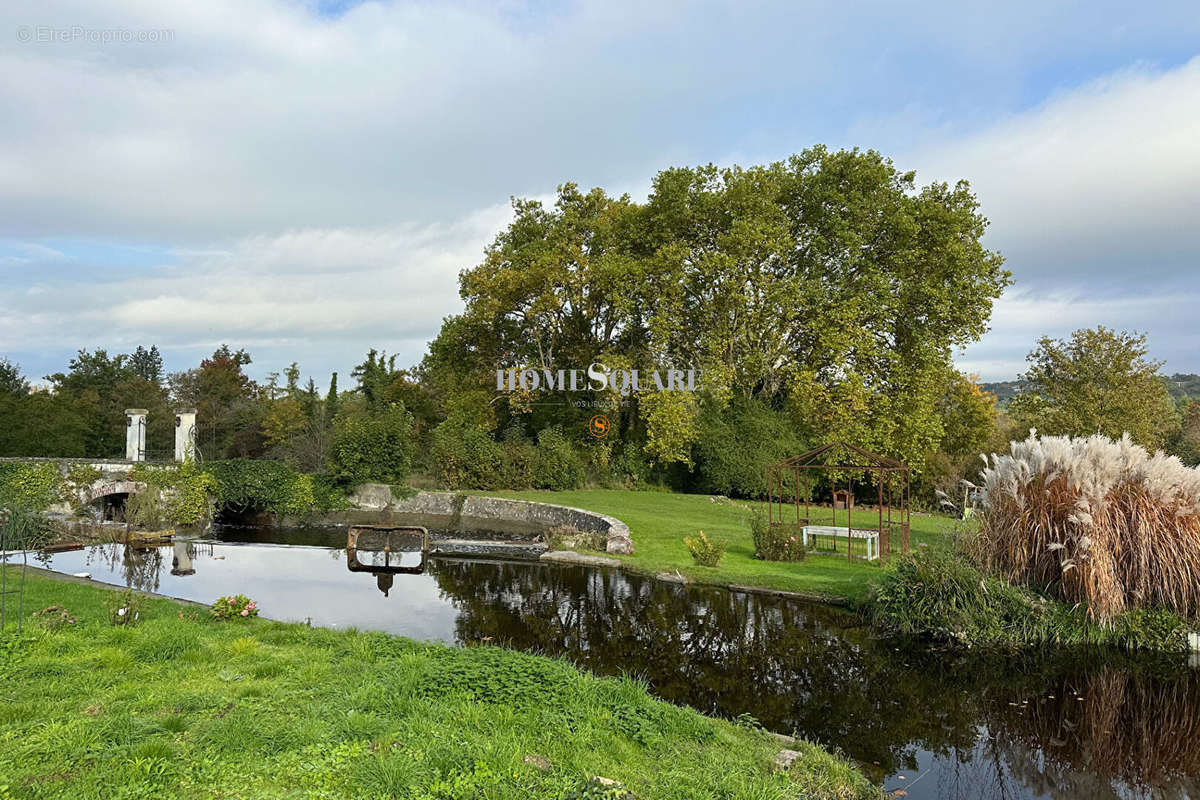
[168,345,263,458]
[431,147,1009,471]
[1009,327,1179,449]
[46,348,172,458]
[639,149,1009,466]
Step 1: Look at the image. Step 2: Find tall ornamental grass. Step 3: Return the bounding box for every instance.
[975,432,1200,621]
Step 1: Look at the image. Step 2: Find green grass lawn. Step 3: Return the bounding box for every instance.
[481,490,965,603]
[0,570,878,800]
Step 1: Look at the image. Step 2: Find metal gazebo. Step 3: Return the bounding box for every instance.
[766,442,910,562]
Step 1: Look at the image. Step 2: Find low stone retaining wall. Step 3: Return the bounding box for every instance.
[346,486,634,555]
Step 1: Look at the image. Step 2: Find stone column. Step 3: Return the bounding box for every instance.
[125,409,148,462]
[174,409,197,462]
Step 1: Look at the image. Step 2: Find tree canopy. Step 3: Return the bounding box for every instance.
[1009,327,1180,450]
[427,146,1009,473]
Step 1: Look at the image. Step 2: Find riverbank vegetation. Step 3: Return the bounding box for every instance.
[867,548,1192,651]
[0,571,879,800]
[866,430,1200,650]
[973,431,1200,621]
[485,485,1198,651]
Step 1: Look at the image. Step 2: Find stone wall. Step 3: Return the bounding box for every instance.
[345,486,634,554]
[38,460,147,515]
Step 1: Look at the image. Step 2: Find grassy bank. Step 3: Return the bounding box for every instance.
[0,570,878,800]
[867,548,1194,652]
[480,489,960,603]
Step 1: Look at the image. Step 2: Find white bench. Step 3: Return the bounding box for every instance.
[802,525,880,561]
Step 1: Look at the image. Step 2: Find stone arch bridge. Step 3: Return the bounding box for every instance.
[0,458,156,515]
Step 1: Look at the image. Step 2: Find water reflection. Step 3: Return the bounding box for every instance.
[35,530,1200,800]
[171,541,195,575]
[346,526,428,580]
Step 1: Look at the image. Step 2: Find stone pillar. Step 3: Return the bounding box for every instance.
[125,409,148,462]
[174,409,197,462]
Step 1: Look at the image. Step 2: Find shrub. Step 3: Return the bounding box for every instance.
[211,595,259,620]
[0,506,54,550]
[683,531,724,567]
[328,403,415,487]
[105,589,146,627]
[203,460,346,517]
[975,432,1200,621]
[124,489,165,530]
[132,462,218,528]
[692,397,804,497]
[532,427,584,490]
[498,428,537,489]
[748,510,805,561]
[0,461,63,511]
[544,525,605,552]
[431,423,504,489]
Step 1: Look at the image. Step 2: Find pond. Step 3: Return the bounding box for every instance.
[34,525,1200,799]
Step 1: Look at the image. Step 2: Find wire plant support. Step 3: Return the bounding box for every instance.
[766,441,911,562]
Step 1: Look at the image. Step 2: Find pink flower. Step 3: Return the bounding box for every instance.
[240,609,249,616]
[247,602,256,610]
[789,536,796,542]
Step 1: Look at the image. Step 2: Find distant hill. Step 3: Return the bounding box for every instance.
[979,380,1025,407]
[980,374,1200,408]
[1168,374,1200,402]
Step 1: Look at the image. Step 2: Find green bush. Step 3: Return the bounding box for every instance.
[683,530,724,567]
[131,462,217,527]
[748,511,806,561]
[692,397,804,498]
[532,427,584,490]
[0,461,64,511]
[498,428,537,489]
[608,443,651,488]
[0,506,54,550]
[327,403,415,487]
[203,459,347,517]
[211,594,259,620]
[431,423,505,489]
[124,488,165,530]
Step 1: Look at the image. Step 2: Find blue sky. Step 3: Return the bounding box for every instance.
[2,0,1198,387]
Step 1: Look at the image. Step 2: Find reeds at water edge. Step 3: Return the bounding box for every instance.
[974,432,1200,621]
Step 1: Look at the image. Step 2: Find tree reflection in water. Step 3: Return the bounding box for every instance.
[82,541,165,593]
[429,559,1200,798]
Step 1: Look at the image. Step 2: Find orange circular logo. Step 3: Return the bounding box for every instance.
[588,414,611,438]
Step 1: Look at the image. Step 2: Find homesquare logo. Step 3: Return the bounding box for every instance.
[495,362,702,396]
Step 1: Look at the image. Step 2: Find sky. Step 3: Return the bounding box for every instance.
[1,0,1198,386]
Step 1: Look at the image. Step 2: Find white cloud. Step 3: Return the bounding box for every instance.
[955,288,1200,380]
[0,242,68,265]
[909,57,1200,286]
[2,0,1199,380]
[0,202,515,376]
